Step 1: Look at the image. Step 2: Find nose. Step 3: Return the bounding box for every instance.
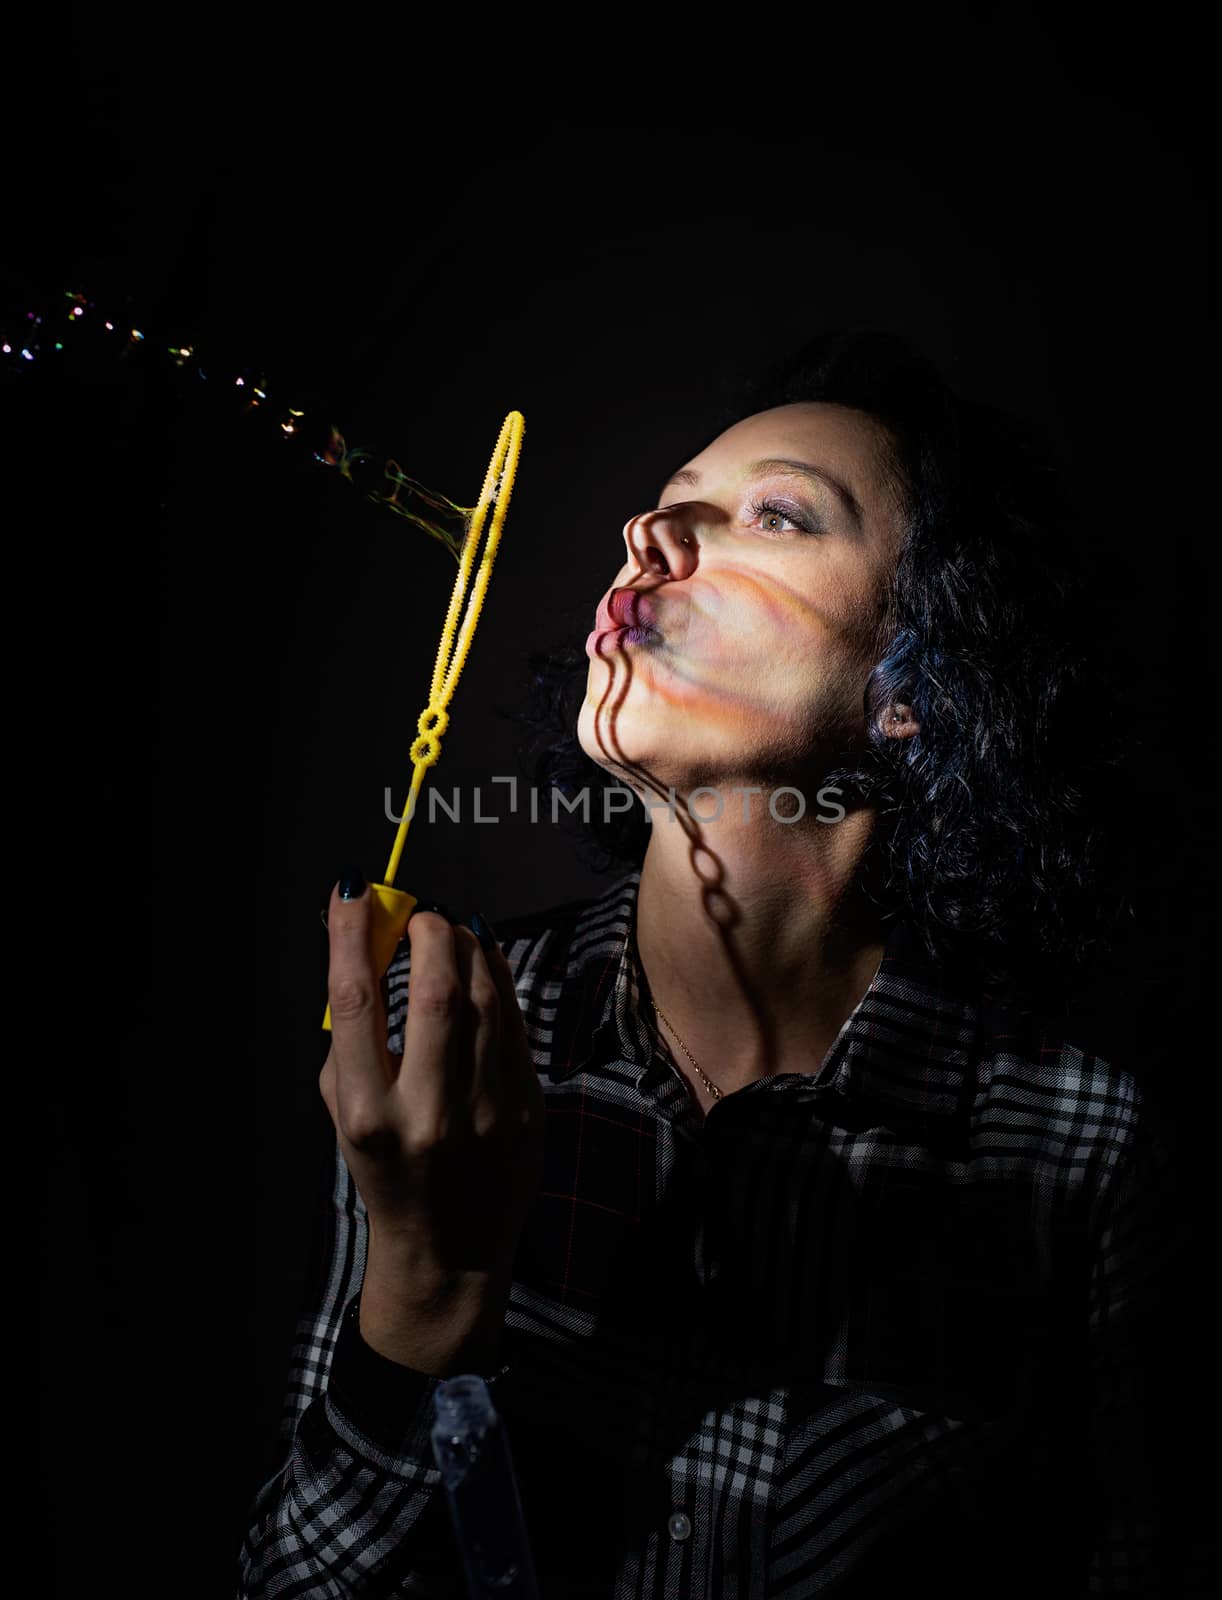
[621,506,698,581]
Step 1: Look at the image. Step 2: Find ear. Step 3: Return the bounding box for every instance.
[882,702,920,739]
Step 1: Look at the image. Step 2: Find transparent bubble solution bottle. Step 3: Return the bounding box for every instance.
[431,1375,541,1598]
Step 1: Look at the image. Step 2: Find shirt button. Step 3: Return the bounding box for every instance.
[667,1512,692,1542]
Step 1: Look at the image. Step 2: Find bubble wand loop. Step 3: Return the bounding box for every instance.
[322,410,525,1031]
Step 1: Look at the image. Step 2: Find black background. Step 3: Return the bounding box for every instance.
[13,13,1210,1596]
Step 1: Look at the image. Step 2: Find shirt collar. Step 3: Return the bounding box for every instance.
[545,866,981,1129]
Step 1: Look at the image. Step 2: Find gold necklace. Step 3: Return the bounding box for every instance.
[651,999,723,1100]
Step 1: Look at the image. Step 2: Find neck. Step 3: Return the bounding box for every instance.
[634,797,891,1091]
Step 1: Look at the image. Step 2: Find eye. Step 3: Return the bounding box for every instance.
[745,496,822,537]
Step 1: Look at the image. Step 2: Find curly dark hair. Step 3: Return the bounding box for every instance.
[512,327,1134,997]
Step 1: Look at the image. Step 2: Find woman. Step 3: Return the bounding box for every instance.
[238,329,1173,1597]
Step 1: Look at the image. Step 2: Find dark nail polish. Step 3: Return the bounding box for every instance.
[411,900,454,921]
[338,864,366,901]
[470,910,498,953]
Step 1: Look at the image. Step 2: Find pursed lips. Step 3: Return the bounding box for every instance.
[600,587,662,635]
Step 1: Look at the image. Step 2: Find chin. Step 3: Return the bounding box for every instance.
[577,694,656,780]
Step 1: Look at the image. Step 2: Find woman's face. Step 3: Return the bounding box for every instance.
[577,401,908,799]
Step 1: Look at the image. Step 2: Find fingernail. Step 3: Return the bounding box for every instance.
[410,900,454,921]
[470,910,498,953]
[338,864,366,900]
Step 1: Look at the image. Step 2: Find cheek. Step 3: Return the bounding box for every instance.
[738,582,879,727]
[728,561,866,649]
[726,567,860,663]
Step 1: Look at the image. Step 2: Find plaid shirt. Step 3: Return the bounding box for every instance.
[238,866,1174,1598]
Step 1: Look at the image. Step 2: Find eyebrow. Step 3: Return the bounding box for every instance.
[663,457,864,526]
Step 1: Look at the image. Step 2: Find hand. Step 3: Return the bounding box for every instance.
[319,878,546,1292]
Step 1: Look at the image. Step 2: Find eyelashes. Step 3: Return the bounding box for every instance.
[649,496,827,537]
[744,496,824,537]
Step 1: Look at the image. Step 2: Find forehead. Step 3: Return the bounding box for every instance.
[661,402,906,548]
[664,402,904,535]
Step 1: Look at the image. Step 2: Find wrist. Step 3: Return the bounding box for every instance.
[331,1297,508,1456]
[358,1248,512,1377]
[365,1217,517,1291]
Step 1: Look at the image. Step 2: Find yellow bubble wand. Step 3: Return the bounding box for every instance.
[322,409,526,1030]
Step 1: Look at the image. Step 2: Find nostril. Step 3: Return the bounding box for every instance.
[644,545,671,576]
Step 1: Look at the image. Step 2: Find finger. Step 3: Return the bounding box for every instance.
[319,1043,338,1124]
[327,873,394,1141]
[398,910,462,1134]
[452,925,501,1111]
[471,915,540,1100]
